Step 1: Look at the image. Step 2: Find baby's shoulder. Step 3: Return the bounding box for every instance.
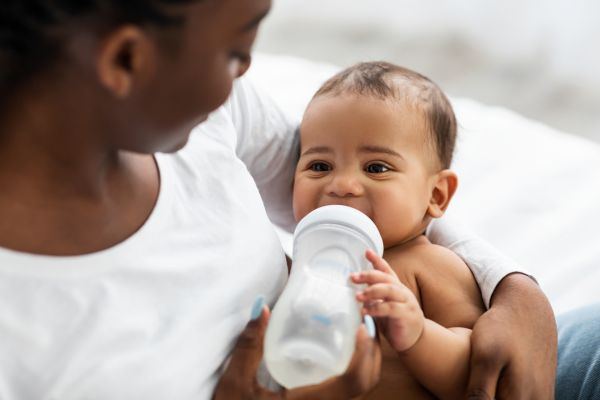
[384,236,464,275]
[385,236,485,327]
[383,237,455,298]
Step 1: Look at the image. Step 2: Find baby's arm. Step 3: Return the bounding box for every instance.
[352,248,483,400]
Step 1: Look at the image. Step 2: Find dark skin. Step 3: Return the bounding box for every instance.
[467,273,557,399]
[0,0,556,397]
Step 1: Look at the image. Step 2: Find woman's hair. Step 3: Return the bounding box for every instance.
[314,62,457,169]
[0,1,196,96]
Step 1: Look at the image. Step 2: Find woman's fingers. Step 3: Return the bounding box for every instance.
[286,318,381,400]
[338,322,382,397]
[214,297,278,400]
[227,303,270,377]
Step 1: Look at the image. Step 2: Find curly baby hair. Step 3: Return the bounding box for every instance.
[314,61,457,169]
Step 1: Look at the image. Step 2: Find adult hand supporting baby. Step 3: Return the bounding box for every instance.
[213,304,382,400]
[466,273,557,399]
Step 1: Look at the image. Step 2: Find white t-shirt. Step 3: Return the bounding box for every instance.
[0,78,295,400]
[0,77,521,399]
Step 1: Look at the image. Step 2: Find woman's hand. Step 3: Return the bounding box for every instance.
[352,249,424,353]
[466,273,557,399]
[213,303,381,400]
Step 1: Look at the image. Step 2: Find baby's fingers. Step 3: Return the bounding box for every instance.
[365,249,396,276]
[360,295,418,319]
[356,282,410,304]
[351,269,395,286]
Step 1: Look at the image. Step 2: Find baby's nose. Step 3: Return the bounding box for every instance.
[327,172,364,197]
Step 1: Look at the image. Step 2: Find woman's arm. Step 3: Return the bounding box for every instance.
[467,274,557,399]
[427,218,557,399]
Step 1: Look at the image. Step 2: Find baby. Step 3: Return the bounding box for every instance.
[292,62,485,399]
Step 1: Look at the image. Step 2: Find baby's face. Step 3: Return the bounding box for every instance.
[293,93,439,248]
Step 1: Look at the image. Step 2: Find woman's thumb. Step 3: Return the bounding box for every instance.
[227,296,271,378]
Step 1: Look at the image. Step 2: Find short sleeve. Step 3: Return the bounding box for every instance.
[427,217,533,308]
[226,77,299,232]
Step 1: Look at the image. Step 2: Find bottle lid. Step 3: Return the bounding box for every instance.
[294,205,384,256]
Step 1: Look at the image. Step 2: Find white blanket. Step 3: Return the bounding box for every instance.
[247,53,600,315]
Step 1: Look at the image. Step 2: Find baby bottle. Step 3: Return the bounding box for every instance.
[264,205,383,388]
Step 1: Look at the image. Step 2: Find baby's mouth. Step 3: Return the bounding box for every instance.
[318,200,371,219]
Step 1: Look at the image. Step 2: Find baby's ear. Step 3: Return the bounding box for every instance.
[427,170,458,218]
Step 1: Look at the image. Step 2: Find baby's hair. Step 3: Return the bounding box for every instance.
[314,62,457,169]
[0,0,197,98]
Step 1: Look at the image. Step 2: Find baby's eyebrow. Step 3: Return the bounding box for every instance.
[300,146,333,157]
[359,145,404,160]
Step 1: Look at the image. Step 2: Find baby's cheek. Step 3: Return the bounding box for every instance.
[291,180,316,222]
[292,201,311,223]
[292,202,302,223]
[377,225,392,249]
[291,181,305,222]
[377,221,404,249]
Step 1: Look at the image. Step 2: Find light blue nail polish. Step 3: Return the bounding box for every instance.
[364,315,376,338]
[250,295,265,321]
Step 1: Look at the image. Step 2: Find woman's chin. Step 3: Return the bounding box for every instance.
[161,134,192,153]
[160,114,209,153]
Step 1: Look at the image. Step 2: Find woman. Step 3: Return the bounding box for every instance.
[0,1,378,398]
[0,0,590,398]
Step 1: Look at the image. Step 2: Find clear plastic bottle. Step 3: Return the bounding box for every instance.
[264,205,384,388]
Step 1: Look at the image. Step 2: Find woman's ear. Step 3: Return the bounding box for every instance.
[96,26,156,98]
[427,169,458,218]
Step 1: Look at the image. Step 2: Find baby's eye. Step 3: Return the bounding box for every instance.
[366,163,389,174]
[309,162,331,172]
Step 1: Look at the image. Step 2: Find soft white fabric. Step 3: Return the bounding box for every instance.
[249,53,600,314]
[426,218,530,309]
[0,77,295,399]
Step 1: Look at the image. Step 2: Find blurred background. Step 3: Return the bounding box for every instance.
[255,0,600,142]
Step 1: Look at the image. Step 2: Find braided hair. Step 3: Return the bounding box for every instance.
[0,0,196,97]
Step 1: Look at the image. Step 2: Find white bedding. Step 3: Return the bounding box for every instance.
[247,53,600,315]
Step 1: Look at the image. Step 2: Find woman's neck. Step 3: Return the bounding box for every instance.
[0,87,160,256]
[0,80,122,196]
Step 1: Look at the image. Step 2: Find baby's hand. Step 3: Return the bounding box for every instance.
[351,249,424,353]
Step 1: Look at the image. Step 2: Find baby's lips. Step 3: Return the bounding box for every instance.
[318,201,371,219]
